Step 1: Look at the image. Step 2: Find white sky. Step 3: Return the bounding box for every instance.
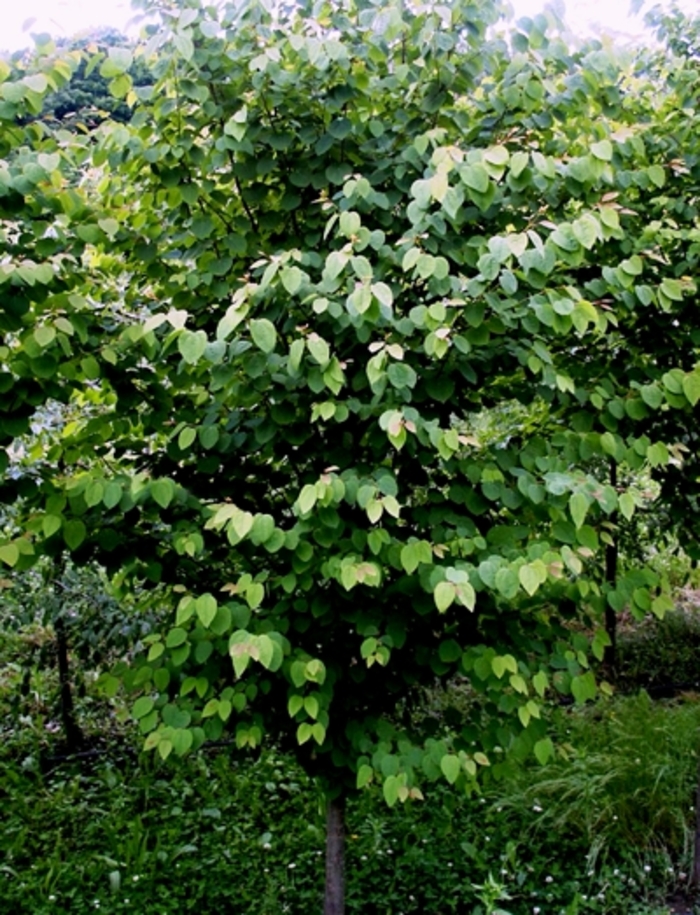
[0,0,692,53]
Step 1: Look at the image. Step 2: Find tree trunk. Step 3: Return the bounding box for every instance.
[692,752,700,887]
[324,794,345,915]
[604,460,618,678]
[55,614,83,751]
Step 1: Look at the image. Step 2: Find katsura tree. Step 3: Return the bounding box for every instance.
[0,37,122,561]
[4,0,700,910]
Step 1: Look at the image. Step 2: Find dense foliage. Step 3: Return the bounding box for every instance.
[2,0,700,909]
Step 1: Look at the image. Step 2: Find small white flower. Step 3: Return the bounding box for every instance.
[48,896,56,903]
[545,876,553,884]
[613,869,619,876]
[132,876,140,883]
[533,908,541,914]
[644,865,651,873]
[288,863,296,869]
[533,805,543,813]
[447,862,453,868]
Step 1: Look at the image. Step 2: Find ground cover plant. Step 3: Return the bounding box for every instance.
[2,691,700,915]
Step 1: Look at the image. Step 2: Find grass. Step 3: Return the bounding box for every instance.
[4,596,700,913]
[2,692,700,915]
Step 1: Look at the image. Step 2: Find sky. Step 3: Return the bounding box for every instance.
[0,0,691,53]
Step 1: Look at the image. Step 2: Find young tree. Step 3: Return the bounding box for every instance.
[4,1,700,910]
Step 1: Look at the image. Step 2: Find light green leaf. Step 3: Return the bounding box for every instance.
[151,478,175,509]
[590,139,613,161]
[534,738,554,765]
[356,764,373,788]
[297,484,317,515]
[179,330,208,364]
[196,593,218,628]
[246,582,264,609]
[440,755,461,785]
[682,371,700,406]
[281,266,303,295]
[0,543,19,567]
[250,318,277,353]
[618,492,635,521]
[569,492,590,530]
[434,581,456,613]
[383,774,400,807]
[660,278,684,302]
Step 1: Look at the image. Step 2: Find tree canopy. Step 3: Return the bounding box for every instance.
[2,1,700,908]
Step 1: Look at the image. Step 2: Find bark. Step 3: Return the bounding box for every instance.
[692,752,700,887]
[324,794,346,915]
[55,614,83,751]
[604,460,618,678]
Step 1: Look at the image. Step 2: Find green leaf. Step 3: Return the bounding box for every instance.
[174,32,195,61]
[590,139,613,161]
[133,697,154,720]
[178,427,197,450]
[0,543,19,567]
[534,737,554,765]
[42,515,62,538]
[618,492,635,521]
[569,492,590,530]
[357,764,373,788]
[281,266,303,295]
[571,672,596,704]
[660,278,684,302]
[179,330,208,364]
[63,520,87,551]
[440,755,461,785]
[683,371,700,406]
[250,318,277,353]
[85,480,104,508]
[103,482,122,510]
[533,671,548,697]
[387,363,417,389]
[166,627,188,648]
[434,581,456,613]
[572,213,600,250]
[518,564,541,597]
[196,593,218,628]
[246,582,264,609]
[494,567,519,600]
[101,47,133,77]
[151,478,175,509]
[297,484,318,515]
[383,774,400,807]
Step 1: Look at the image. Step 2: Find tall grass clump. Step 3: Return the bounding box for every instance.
[494,692,700,869]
